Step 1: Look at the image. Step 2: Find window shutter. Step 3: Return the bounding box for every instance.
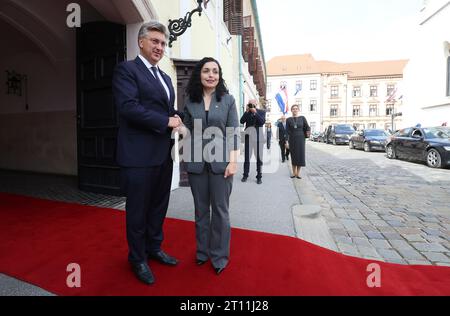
[223,0,243,35]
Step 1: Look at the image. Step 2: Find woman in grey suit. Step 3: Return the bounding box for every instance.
[181,57,240,275]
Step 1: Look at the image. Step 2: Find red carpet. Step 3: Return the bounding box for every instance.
[0,192,449,296]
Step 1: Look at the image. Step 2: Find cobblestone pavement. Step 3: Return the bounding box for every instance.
[304,141,450,266]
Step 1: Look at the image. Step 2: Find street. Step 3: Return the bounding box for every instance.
[301,140,450,265]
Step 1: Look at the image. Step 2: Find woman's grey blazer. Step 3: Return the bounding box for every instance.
[183,93,240,174]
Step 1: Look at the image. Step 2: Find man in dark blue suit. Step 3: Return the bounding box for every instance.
[112,21,183,285]
[277,115,290,162]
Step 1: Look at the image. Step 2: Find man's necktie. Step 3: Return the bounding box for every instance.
[150,66,169,101]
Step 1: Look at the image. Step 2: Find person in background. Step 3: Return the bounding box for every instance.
[266,122,272,149]
[277,115,290,163]
[240,99,266,184]
[286,105,310,179]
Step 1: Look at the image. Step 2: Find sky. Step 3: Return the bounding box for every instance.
[257,0,424,63]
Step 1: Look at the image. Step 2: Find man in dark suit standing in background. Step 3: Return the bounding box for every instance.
[277,115,290,162]
[240,99,266,184]
[112,21,183,285]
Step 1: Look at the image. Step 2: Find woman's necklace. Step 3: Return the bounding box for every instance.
[293,116,298,129]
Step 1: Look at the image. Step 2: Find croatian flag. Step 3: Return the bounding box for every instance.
[275,84,289,114]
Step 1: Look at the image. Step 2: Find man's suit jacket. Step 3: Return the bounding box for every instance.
[240,108,266,146]
[112,57,182,167]
[182,93,240,175]
[277,121,289,143]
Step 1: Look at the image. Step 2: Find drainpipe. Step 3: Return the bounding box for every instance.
[238,35,244,118]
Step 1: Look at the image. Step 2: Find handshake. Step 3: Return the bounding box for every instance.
[168,114,186,135]
[168,114,183,129]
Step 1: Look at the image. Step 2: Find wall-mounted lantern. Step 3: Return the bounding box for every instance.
[168,0,204,48]
[6,70,29,110]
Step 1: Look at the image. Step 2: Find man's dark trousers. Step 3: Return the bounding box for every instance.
[243,133,262,180]
[121,155,173,264]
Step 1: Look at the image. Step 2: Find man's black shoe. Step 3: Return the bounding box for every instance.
[256,179,262,184]
[131,262,154,285]
[241,176,248,182]
[148,250,178,266]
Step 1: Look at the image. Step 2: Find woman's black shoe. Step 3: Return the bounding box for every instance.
[215,267,225,275]
[196,259,207,265]
[290,175,296,178]
[296,176,302,179]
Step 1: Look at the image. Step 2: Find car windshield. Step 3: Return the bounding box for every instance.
[365,130,389,137]
[335,126,354,133]
[423,127,450,139]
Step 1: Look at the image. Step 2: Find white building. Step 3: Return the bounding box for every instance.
[402,0,450,127]
[267,54,407,132]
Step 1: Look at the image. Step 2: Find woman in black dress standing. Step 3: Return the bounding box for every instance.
[286,105,310,179]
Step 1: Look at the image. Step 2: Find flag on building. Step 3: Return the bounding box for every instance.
[275,83,289,114]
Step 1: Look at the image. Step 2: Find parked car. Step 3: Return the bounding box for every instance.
[317,132,325,143]
[310,131,321,142]
[325,124,355,145]
[349,129,390,152]
[385,126,450,168]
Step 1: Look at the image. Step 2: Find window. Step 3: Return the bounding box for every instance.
[310,100,317,112]
[369,104,378,117]
[397,128,413,137]
[295,81,302,95]
[447,56,450,97]
[353,105,361,117]
[386,104,394,116]
[295,98,302,112]
[387,84,395,96]
[330,104,338,117]
[331,85,339,98]
[370,85,378,97]
[310,80,317,90]
[368,123,377,129]
[352,86,361,97]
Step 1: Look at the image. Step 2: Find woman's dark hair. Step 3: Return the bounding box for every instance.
[185,57,228,103]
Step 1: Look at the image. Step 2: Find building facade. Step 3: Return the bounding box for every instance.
[0,0,266,194]
[402,0,450,128]
[267,54,407,132]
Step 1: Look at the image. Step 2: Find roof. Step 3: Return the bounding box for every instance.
[267,54,409,78]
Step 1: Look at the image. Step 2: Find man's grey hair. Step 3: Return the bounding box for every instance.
[138,21,169,41]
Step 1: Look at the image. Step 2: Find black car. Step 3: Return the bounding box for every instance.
[326,124,355,145]
[349,129,390,152]
[385,126,450,168]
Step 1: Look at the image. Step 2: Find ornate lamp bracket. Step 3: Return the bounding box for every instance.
[168,0,203,48]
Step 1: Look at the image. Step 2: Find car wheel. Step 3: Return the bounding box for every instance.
[426,149,442,168]
[349,140,354,149]
[386,144,396,159]
[364,142,371,152]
